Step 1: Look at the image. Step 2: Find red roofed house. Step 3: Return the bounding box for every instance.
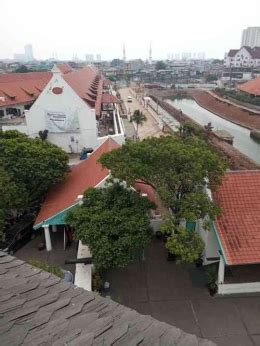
[200,170,260,294]
[238,76,260,97]
[224,46,260,69]
[0,71,52,118]
[34,137,120,251]
[3,64,125,153]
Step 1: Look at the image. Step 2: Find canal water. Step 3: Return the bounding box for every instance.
[166,98,260,164]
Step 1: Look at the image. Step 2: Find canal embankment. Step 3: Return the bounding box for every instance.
[150,95,260,170]
[190,90,260,131]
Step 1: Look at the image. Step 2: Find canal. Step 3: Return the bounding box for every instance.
[166,98,260,164]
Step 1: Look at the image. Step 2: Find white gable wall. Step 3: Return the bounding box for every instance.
[25,72,98,153]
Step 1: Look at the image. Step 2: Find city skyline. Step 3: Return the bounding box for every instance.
[0,0,259,61]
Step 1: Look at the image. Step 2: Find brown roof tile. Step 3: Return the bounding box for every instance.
[34,138,120,227]
[213,170,260,265]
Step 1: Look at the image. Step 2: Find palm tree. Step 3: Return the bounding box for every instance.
[130,110,147,139]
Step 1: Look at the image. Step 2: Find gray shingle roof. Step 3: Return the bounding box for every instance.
[0,251,215,345]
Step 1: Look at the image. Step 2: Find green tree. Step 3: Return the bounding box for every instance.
[165,226,204,263]
[14,65,29,73]
[0,167,26,241]
[130,110,147,138]
[99,136,226,262]
[155,61,167,70]
[66,183,155,269]
[100,136,226,217]
[0,131,69,203]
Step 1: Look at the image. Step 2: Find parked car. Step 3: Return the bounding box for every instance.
[0,215,35,255]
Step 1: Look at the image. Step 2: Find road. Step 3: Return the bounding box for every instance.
[119,87,163,139]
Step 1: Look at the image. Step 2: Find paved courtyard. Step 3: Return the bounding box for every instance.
[15,230,77,276]
[103,239,260,346]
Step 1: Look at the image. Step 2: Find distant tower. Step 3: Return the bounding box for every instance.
[123,43,126,62]
[24,44,34,61]
[149,42,152,64]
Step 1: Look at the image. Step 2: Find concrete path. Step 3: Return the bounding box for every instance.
[119,88,163,139]
[103,239,260,346]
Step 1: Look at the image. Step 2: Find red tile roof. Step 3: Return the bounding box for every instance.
[34,138,120,227]
[0,72,52,107]
[238,77,260,96]
[57,63,73,75]
[213,171,260,265]
[227,49,239,57]
[101,93,120,104]
[63,66,103,114]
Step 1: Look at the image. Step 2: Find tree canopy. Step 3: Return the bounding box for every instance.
[165,225,205,263]
[0,131,69,241]
[155,61,167,70]
[66,183,155,269]
[100,135,226,221]
[99,135,226,263]
[0,131,69,203]
[130,110,147,138]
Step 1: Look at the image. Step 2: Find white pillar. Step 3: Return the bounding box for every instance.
[179,218,186,229]
[43,225,52,251]
[218,255,225,285]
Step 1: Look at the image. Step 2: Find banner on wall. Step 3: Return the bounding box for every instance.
[45,109,80,133]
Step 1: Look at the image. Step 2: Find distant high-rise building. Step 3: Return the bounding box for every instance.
[96,54,101,62]
[85,54,94,63]
[181,52,192,60]
[14,44,34,61]
[197,52,205,60]
[24,44,34,61]
[123,43,126,62]
[149,42,152,64]
[241,27,260,48]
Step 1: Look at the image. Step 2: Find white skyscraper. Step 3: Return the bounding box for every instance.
[96,54,101,62]
[241,27,260,48]
[24,44,34,61]
[85,54,94,63]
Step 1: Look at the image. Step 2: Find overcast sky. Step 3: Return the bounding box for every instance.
[0,0,259,61]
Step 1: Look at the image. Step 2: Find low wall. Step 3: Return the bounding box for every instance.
[74,241,92,291]
[218,282,260,295]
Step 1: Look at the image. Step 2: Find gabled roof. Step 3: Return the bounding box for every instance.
[227,46,260,59]
[34,138,120,228]
[227,49,239,57]
[56,63,73,74]
[0,72,52,107]
[213,171,260,265]
[238,76,260,96]
[63,66,103,113]
[101,93,120,104]
[0,251,214,345]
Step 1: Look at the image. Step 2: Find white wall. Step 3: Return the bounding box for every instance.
[196,219,220,265]
[74,240,92,291]
[2,124,28,134]
[25,72,98,153]
[218,282,260,295]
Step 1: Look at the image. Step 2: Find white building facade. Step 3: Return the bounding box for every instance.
[224,46,260,68]
[3,64,125,153]
[26,68,98,152]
